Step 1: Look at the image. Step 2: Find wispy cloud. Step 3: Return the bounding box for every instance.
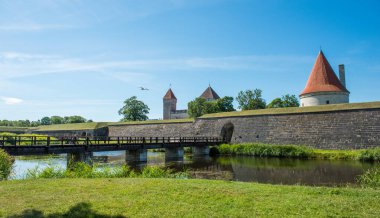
[1,97,23,105]
[0,23,75,31]
[0,52,313,81]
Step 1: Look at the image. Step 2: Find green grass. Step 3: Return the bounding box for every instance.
[34,122,111,131]
[0,178,379,217]
[0,126,28,133]
[109,118,194,126]
[25,163,189,179]
[213,143,380,161]
[200,101,380,118]
[32,119,194,132]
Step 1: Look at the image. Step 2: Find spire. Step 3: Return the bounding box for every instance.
[163,88,177,100]
[200,86,220,100]
[300,51,349,96]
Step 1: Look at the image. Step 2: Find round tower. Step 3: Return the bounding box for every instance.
[300,51,350,107]
[163,88,177,120]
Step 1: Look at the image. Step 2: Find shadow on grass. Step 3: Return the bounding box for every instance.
[8,202,126,218]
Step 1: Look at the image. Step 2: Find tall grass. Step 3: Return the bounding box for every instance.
[358,147,380,161]
[213,143,380,161]
[0,149,14,180]
[215,143,313,158]
[25,162,189,179]
[358,167,380,188]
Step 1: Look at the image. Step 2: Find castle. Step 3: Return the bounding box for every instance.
[163,50,351,119]
[163,86,220,120]
[300,50,350,106]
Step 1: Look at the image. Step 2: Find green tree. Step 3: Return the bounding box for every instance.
[118,96,150,121]
[216,96,235,112]
[50,116,64,124]
[267,94,300,108]
[267,98,283,108]
[282,94,300,107]
[188,96,235,118]
[236,89,266,110]
[188,98,207,118]
[40,117,51,125]
[65,116,87,123]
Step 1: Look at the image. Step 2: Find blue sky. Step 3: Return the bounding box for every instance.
[0,0,379,121]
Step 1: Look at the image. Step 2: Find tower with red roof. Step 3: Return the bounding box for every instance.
[163,88,189,120]
[299,50,350,107]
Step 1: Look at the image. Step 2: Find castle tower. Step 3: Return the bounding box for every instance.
[199,85,220,101]
[163,88,177,120]
[299,50,349,107]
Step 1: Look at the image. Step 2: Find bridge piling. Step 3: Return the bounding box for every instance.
[165,147,184,161]
[67,151,93,169]
[125,149,148,164]
[192,146,210,157]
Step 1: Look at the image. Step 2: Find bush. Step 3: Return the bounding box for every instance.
[0,149,14,180]
[216,143,313,158]
[358,167,380,188]
[25,163,189,179]
[359,147,380,161]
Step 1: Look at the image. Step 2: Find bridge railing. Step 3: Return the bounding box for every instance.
[0,135,225,147]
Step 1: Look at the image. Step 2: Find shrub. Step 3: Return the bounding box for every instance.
[359,147,380,161]
[358,167,380,188]
[25,163,189,179]
[0,149,14,180]
[216,143,313,158]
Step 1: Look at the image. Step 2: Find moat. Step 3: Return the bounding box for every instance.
[11,151,379,186]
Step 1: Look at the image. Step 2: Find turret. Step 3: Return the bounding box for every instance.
[163,88,177,120]
[299,50,350,107]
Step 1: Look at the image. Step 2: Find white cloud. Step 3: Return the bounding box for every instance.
[0,52,313,80]
[1,97,23,105]
[0,23,75,31]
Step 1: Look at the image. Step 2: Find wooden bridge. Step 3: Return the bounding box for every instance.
[0,136,225,158]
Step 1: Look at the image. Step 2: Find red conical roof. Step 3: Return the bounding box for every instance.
[163,88,177,100]
[200,86,220,100]
[300,51,349,96]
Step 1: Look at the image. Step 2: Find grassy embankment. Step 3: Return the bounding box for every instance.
[200,101,380,118]
[1,178,380,217]
[213,143,380,161]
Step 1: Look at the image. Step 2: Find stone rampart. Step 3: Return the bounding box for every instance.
[108,107,380,150]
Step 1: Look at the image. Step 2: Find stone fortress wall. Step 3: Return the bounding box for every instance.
[109,105,380,150]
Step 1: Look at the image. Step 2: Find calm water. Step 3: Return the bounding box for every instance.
[11,151,379,186]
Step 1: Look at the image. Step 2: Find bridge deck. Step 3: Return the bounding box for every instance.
[0,136,224,155]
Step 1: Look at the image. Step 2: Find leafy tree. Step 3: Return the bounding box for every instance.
[188,98,208,118]
[50,116,64,124]
[216,96,235,112]
[118,96,150,121]
[267,98,283,108]
[65,116,87,124]
[282,94,300,107]
[236,89,266,110]
[40,117,51,125]
[188,96,235,118]
[267,94,300,108]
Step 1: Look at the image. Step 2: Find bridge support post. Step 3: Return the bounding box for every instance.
[125,149,147,164]
[192,146,210,157]
[165,147,184,161]
[67,152,93,169]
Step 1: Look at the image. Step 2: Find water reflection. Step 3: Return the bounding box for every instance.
[12,151,379,186]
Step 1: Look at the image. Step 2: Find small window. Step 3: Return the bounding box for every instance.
[326,100,330,104]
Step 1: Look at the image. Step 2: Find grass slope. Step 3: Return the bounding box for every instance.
[34,122,111,131]
[201,101,380,118]
[1,178,380,217]
[0,126,28,132]
[109,118,194,126]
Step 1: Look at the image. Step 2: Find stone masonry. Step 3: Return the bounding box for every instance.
[108,108,380,150]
